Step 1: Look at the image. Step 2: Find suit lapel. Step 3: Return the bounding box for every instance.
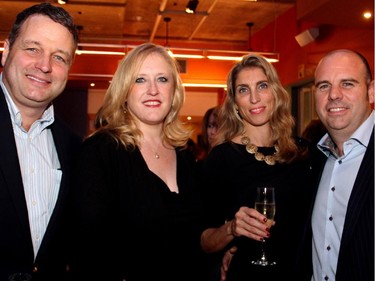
[340,129,374,250]
[0,88,31,239]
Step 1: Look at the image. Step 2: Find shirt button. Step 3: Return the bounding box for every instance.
[331,187,335,191]
[327,245,331,251]
[329,216,333,221]
[324,276,329,280]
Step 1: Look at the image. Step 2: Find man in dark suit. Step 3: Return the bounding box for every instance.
[300,49,374,281]
[0,3,81,281]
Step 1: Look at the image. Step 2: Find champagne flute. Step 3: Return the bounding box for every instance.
[251,187,276,266]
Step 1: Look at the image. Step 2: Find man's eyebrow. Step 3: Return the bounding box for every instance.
[340,78,359,84]
[315,78,360,87]
[23,40,40,47]
[314,80,330,87]
[23,40,72,58]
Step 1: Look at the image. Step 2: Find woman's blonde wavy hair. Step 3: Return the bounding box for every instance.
[214,54,304,163]
[93,43,191,149]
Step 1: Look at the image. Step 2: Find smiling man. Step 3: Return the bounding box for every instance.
[308,49,374,281]
[0,3,81,281]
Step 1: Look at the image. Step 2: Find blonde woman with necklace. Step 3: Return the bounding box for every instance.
[200,54,315,281]
[69,43,206,281]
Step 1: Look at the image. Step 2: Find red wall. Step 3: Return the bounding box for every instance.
[251,6,374,86]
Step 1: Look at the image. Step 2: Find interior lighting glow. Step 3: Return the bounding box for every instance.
[76,50,125,56]
[363,11,372,19]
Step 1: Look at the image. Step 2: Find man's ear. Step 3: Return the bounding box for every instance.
[368,80,374,106]
[1,40,10,67]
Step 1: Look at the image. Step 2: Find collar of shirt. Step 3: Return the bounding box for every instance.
[317,111,375,159]
[0,73,55,134]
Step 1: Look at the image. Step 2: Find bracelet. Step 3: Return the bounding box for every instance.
[230,220,236,237]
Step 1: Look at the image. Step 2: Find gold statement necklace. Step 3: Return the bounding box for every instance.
[240,136,279,166]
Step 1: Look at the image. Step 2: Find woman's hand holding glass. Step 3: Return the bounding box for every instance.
[230,205,274,241]
[221,195,276,280]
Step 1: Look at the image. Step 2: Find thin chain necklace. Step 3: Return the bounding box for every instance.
[153,142,161,159]
[240,136,279,166]
[143,140,162,160]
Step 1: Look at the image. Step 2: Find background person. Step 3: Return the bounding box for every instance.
[301,118,327,146]
[197,106,220,160]
[0,3,81,281]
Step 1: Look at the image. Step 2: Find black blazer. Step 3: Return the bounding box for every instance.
[297,129,374,281]
[0,87,82,281]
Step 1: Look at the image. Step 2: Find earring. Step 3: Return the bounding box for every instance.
[235,107,242,119]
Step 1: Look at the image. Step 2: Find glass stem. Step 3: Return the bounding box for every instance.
[260,240,267,262]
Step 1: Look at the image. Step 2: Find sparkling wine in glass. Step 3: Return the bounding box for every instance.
[251,187,276,266]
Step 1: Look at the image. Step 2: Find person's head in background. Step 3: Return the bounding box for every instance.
[1,2,78,129]
[302,119,326,145]
[94,42,191,148]
[313,49,374,154]
[201,106,219,152]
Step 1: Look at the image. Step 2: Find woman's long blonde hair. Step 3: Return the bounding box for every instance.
[93,43,191,149]
[214,54,304,163]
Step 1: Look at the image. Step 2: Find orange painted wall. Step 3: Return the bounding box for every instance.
[180,58,235,85]
[176,5,374,87]
[251,6,374,86]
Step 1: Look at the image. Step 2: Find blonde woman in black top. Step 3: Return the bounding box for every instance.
[200,54,314,281]
[69,43,205,281]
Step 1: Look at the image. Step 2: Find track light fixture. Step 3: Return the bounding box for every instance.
[185,0,199,14]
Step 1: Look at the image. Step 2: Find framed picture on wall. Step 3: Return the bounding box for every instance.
[297,83,318,136]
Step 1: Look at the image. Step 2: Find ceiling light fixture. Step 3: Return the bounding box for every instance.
[164,17,171,47]
[186,0,199,14]
[363,11,372,19]
[76,50,125,56]
[163,17,174,57]
[57,0,68,4]
[247,22,254,51]
[206,55,278,63]
[29,42,278,62]
[163,17,204,59]
[172,53,205,59]
[183,82,227,88]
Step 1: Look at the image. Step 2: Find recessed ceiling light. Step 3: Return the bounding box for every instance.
[363,11,372,19]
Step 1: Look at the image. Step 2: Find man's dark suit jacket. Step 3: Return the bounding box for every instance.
[297,128,374,281]
[0,87,82,281]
